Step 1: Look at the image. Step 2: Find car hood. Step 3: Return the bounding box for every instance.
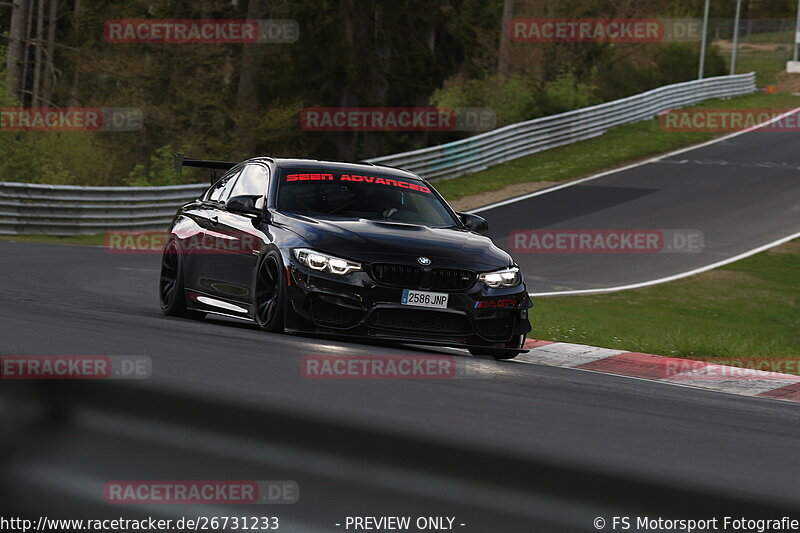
[275,213,512,271]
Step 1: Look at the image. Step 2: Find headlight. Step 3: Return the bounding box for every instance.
[293,248,361,275]
[479,267,520,288]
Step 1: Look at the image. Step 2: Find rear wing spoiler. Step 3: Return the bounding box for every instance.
[174,153,238,184]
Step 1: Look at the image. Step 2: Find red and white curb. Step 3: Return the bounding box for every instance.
[520,339,800,403]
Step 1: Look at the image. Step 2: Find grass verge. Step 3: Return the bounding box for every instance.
[531,240,800,366]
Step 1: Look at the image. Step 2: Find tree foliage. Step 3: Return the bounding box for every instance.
[0,0,769,185]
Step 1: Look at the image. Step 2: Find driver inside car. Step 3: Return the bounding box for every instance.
[373,187,406,219]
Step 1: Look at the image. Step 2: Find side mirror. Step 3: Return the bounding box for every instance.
[458,212,489,232]
[227,195,262,216]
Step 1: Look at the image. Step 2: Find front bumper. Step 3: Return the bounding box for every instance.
[284,264,533,352]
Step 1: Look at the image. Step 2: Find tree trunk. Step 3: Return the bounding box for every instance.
[332,0,371,161]
[42,0,58,106]
[5,0,31,101]
[361,3,391,159]
[235,0,271,155]
[21,0,35,104]
[67,0,82,106]
[497,0,514,76]
[32,0,46,106]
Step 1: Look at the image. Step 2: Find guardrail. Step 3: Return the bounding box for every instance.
[0,182,207,235]
[0,73,756,236]
[364,73,757,180]
[0,380,792,530]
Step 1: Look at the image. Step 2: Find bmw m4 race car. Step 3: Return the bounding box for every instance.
[160,156,532,358]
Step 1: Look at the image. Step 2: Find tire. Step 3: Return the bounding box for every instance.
[468,334,524,360]
[253,251,286,332]
[159,241,205,320]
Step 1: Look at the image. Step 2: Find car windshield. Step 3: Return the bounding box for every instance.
[276,168,458,228]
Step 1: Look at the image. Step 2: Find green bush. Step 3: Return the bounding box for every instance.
[430,74,539,126]
[655,44,727,84]
[538,70,599,116]
[0,77,70,184]
[0,129,118,186]
[431,69,600,126]
[0,70,120,185]
[598,44,729,101]
[127,145,185,186]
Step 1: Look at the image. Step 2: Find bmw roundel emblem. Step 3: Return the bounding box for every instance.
[417,256,431,265]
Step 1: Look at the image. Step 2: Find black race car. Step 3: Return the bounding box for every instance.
[160,156,532,358]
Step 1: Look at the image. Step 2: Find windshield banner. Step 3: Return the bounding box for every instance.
[284,173,431,193]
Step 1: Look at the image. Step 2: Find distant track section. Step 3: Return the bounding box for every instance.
[0,74,756,236]
[476,108,800,295]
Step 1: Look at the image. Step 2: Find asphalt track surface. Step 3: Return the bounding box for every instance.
[2,240,800,528]
[478,112,800,294]
[3,121,800,528]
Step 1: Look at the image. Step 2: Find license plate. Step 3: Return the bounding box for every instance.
[401,289,449,309]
